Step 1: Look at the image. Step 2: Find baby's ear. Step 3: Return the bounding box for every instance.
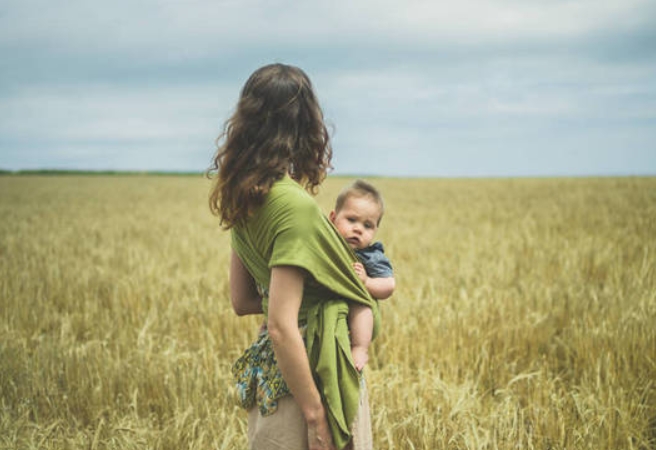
[328,210,336,222]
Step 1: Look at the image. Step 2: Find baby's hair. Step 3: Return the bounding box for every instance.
[335,179,385,225]
[208,63,333,229]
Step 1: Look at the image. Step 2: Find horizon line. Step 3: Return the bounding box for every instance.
[1,168,655,180]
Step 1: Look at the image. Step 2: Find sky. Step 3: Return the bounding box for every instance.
[1,0,655,177]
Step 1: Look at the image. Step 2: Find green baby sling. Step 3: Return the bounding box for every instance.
[231,175,381,450]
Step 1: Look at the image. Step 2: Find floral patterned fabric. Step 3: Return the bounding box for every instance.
[232,325,307,416]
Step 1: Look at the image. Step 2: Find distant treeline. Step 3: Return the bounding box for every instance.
[0,169,204,177]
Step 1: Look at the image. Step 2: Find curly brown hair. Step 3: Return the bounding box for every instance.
[208,63,333,229]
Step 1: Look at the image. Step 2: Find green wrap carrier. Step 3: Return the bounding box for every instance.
[231,176,380,449]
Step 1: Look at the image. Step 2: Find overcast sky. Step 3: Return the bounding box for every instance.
[1,0,655,177]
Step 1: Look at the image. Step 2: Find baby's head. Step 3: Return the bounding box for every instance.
[329,180,384,250]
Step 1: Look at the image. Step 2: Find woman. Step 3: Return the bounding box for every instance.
[208,63,380,450]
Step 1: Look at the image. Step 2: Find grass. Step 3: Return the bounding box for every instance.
[1,175,654,449]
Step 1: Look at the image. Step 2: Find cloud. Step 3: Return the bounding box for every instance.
[4,0,655,63]
[1,0,654,175]
[0,82,232,171]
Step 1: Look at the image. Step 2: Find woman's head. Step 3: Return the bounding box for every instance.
[209,63,332,228]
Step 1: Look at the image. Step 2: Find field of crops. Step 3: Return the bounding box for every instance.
[1,175,654,449]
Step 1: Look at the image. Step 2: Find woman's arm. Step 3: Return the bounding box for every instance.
[229,250,263,316]
[267,265,335,450]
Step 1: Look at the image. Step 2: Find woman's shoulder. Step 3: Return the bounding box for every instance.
[268,176,318,212]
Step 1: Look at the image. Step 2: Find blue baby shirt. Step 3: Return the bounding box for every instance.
[354,241,394,278]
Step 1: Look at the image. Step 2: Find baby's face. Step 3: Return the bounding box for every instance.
[329,195,381,250]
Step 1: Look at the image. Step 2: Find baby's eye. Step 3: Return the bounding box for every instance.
[347,217,356,223]
[364,222,374,229]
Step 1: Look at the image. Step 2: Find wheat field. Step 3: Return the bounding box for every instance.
[1,175,654,449]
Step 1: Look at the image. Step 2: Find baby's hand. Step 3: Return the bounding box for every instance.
[353,262,367,283]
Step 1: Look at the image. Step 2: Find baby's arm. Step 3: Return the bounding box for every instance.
[354,262,395,300]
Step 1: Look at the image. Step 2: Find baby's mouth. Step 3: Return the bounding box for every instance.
[346,237,360,246]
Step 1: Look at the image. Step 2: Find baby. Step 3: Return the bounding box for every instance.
[329,180,396,370]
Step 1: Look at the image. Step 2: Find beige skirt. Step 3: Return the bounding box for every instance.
[247,378,373,450]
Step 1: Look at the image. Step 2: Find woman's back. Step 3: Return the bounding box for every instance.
[231,175,372,312]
